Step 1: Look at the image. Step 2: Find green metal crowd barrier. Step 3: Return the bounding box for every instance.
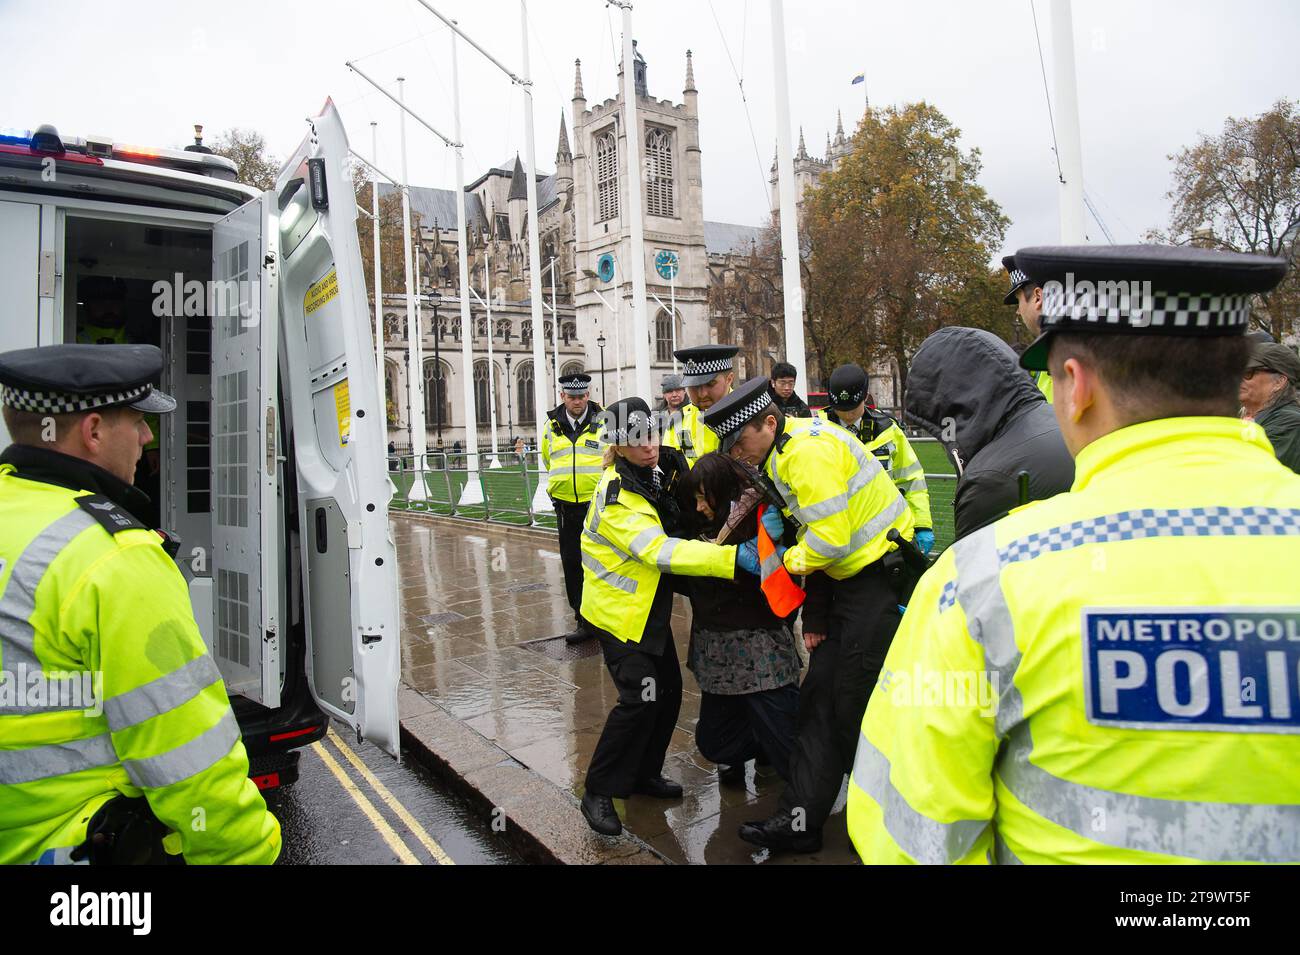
[387,438,960,553]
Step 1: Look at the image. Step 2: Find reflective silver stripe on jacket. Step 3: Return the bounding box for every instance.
[580,552,638,594]
[891,462,924,482]
[852,730,990,864]
[548,444,576,460]
[952,526,1025,735]
[952,521,1300,862]
[0,732,118,785]
[998,720,1300,862]
[766,424,884,526]
[936,506,1300,612]
[0,508,98,714]
[801,493,909,562]
[103,654,223,733]
[123,708,241,789]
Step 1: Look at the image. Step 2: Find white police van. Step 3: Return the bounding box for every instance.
[0,101,400,785]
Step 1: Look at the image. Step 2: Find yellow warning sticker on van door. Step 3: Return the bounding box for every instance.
[305,268,339,316]
[334,378,351,446]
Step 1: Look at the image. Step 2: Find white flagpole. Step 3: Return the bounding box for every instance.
[397,76,428,500]
[549,256,560,403]
[613,1,651,399]
[451,24,484,506]
[370,123,385,426]
[483,251,501,468]
[769,0,807,384]
[520,0,548,450]
[1051,0,1086,243]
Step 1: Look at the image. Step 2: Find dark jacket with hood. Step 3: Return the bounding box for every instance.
[906,327,1075,540]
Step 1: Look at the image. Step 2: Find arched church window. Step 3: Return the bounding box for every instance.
[596,130,619,222]
[645,127,675,217]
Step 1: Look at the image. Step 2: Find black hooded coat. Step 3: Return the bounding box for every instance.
[905,327,1075,540]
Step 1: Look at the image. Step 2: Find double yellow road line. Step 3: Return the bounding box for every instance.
[311,727,455,865]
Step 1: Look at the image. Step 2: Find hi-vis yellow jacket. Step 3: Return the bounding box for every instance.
[580,463,736,642]
[0,465,280,864]
[819,408,933,530]
[848,417,1300,864]
[1033,370,1054,404]
[540,406,604,504]
[662,402,720,465]
[765,416,915,580]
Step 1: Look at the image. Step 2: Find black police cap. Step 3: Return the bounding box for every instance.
[559,372,592,396]
[599,396,657,446]
[0,343,177,415]
[674,344,739,387]
[1002,253,1035,306]
[1016,244,1290,372]
[827,363,869,411]
[700,376,776,452]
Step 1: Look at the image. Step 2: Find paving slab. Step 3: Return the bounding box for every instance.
[393,511,860,866]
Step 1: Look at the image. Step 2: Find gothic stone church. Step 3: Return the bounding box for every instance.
[379,44,858,451]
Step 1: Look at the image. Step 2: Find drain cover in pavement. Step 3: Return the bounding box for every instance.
[516,634,602,660]
[419,611,466,626]
[503,582,550,594]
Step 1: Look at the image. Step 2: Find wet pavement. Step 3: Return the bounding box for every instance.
[393,514,859,865]
[270,718,522,865]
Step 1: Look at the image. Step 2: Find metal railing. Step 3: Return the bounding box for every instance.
[387,450,557,528]
[387,438,963,552]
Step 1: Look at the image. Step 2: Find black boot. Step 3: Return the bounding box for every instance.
[717,762,746,785]
[633,775,683,799]
[581,791,622,836]
[564,618,593,644]
[738,809,823,853]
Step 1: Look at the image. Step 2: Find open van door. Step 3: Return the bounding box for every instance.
[209,195,282,708]
[274,100,400,756]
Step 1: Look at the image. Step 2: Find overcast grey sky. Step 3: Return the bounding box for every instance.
[3,0,1297,255]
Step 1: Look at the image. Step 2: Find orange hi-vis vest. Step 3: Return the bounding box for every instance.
[756,503,805,616]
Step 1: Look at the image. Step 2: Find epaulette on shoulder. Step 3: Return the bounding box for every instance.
[604,478,622,507]
[76,494,148,536]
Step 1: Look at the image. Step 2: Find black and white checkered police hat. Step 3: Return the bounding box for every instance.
[0,343,177,416]
[1016,245,1290,372]
[674,344,739,387]
[559,372,592,397]
[699,376,777,453]
[1002,253,1035,306]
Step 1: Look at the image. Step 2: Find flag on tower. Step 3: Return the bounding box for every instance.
[850,72,865,85]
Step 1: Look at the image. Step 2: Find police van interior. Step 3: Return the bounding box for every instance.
[0,102,400,792]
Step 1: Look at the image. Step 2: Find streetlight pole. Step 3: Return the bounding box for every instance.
[430,289,443,442]
[504,352,515,448]
[596,332,607,405]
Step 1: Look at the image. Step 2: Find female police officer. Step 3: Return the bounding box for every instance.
[579,397,742,836]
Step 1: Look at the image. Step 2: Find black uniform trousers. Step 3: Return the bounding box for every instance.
[778,559,901,829]
[552,499,590,620]
[695,684,800,781]
[584,634,683,798]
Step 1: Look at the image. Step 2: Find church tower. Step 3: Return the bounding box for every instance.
[571,45,708,401]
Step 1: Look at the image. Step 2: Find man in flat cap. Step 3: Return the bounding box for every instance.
[0,343,280,864]
[1240,340,1300,474]
[663,344,738,466]
[658,373,688,417]
[1003,253,1052,403]
[848,245,1300,864]
[700,374,918,853]
[541,372,604,643]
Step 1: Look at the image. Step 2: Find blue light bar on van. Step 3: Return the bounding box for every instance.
[0,128,33,147]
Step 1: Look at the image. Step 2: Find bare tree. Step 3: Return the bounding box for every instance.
[1151,99,1300,339]
[209,128,280,191]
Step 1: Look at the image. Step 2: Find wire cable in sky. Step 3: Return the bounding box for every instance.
[1029,0,1065,185]
[707,0,771,217]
